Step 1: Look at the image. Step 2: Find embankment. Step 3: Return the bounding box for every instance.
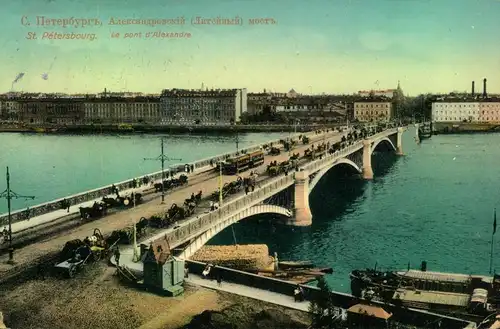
[433,122,500,134]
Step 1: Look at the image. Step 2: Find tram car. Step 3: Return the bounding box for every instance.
[222,150,264,175]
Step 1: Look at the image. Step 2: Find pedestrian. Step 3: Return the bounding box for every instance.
[184,265,189,278]
[244,186,249,195]
[114,247,120,266]
[191,164,194,172]
[217,273,222,287]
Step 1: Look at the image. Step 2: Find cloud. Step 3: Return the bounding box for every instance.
[358,31,393,51]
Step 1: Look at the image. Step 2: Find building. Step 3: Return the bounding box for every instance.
[358,89,397,99]
[160,88,247,125]
[18,98,85,125]
[354,100,393,122]
[431,102,480,123]
[431,100,500,123]
[83,96,161,124]
[479,102,500,123]
[0,98,20,121]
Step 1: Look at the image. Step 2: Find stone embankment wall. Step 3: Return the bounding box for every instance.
[433,122,500,133]
[186,260,475,329]
[0,131,319,225]
[191,244,273,270]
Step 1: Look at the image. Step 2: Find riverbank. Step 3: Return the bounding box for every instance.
[0,123,334,134]
[0,263,310,329]
[433,122,500,134]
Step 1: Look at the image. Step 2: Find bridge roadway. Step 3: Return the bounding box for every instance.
[0,129,347,275]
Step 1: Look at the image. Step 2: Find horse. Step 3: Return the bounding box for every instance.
[79,202,107,220]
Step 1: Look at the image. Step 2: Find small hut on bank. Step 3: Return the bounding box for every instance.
[347,303,392,328]
[141,239,185,297]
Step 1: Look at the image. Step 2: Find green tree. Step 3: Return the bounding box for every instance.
[309,277,341,328]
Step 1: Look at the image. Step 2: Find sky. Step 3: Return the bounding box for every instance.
[1,0,500,96]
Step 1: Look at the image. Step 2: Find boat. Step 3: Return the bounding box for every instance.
[417,121,432,140]
[350,262,500,321]
[278,260,314,269]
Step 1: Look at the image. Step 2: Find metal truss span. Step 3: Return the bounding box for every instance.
[308,158,362,192]
[178,204,292,259]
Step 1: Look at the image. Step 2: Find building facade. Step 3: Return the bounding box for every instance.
[431,102,480,123]
[18,98,85,125]
[354,101,392,122]
[83,97,161,124]
[0,99,20,121]
[479,102,500,123]
[160,88,247,125]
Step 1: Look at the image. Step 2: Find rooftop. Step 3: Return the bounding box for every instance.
[393,288,470,307]
[347,303,392,320]
[397,270,472,284]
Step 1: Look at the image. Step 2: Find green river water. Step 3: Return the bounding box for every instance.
[1,128,499,293]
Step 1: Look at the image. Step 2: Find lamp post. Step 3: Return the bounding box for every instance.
[144,137,181,204]
[218,161,223,206]
[132,181,139,262]
[0,166,35,264]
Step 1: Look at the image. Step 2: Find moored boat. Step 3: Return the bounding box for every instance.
[350,262,500,320]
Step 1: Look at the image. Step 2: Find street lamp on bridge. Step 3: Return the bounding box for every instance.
[0,166,35,264]
[144,137,181,204]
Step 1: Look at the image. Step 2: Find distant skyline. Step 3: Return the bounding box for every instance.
[2,0,500,96]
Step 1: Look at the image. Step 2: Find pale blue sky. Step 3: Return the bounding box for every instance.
[1,0,500,95]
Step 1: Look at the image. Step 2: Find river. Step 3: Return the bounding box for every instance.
[209,128,500,292]
[0,131,287,214]
[2,128,499,293]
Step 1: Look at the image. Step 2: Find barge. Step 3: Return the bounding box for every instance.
[350,262,500,320]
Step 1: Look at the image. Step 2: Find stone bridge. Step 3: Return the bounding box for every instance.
[151,127,405,259]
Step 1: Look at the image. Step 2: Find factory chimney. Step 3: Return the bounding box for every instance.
[471,81,475,97]
[483,78,487,98]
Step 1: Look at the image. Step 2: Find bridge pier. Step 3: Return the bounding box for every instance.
[289,170,312,227]
[362,140,374,180]
[396,127,404,155]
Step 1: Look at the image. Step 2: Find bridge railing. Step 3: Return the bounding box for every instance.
[301,128,399,174]
[301,141,363,174]
[165,174,295,249]
[0,130,323,225]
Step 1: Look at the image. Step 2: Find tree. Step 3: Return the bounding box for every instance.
[309,276,340,328]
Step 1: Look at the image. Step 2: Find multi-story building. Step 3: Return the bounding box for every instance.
[160,88,247,125]
[431,102,480,122]
[83,97,161,124]
[0,98,21,121]
[18,98,85,125]
[354,100,393,122]
[479,102,500,123]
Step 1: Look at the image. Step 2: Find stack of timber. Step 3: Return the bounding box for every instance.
[254,264,333,285]
[191,244,273,270]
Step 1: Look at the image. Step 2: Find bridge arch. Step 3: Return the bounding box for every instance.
[309,158,362,192]
[178,204,292,259]
[371,137,396,155]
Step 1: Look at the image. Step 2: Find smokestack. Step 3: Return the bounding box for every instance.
[483,78,487,98]
[471,81,475,97]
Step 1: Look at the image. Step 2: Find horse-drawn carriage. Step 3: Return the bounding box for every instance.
[102,192,142,209]
[106,217,150,245]
[304,144,327,160]
[154,174,188,193]
[79,201,107,220]
[267,160,294,176]
[55,229,107,278]
[268,147,281,156]
[211,177,244,201]
[167,202,195,220]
